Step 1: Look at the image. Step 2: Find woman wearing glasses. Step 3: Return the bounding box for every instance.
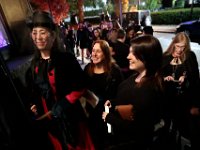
[162,32,200,150]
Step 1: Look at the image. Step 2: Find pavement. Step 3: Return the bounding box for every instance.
[152,25,177,33]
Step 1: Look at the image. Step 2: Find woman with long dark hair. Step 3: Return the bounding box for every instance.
[102,35,164,150]
[25,10,94,150]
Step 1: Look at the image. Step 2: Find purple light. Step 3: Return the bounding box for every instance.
[0,19,10,48]
[0,31,8,48]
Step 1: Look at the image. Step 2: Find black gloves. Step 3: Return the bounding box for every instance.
[51,97,72,119]
[51,97,78,147]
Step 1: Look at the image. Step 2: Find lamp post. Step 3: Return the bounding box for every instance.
[138,0,140,10]
[119,0,123,26]
[138,0,141,25]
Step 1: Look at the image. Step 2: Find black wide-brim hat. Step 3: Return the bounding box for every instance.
[26,10,56,30]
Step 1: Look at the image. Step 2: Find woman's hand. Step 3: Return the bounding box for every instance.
[30,104,38,116]
[178,76,185,85]
[102,111,108,122]
[104,100,112,108]
[190,107,200,116]
[164,76,174,82]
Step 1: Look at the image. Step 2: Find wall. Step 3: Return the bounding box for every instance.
[0,0,33,57]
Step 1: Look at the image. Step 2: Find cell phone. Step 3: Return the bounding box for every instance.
[173,80,180,83]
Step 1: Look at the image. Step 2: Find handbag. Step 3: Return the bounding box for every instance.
[115,104,134,121]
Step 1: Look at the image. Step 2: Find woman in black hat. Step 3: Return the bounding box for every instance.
[25,10,94,150]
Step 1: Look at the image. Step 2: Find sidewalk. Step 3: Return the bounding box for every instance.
[152,25,177,33]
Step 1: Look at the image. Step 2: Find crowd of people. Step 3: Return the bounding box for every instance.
[21,10,200,150]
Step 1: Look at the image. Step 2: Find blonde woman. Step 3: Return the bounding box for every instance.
[162,32,200,149]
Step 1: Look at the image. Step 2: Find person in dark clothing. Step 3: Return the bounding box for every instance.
[142,26,154,35]
[92,27,102,42]
[111,28,133,79]
[124,26,137,46]
[102,35,164,150]
[84,40,124,150]
[76,22,90,64]
[25,10,94,150]
[107,28,118,57]
[100,17,112,41]
[86,23,94,56]
[161,32,200,150]
[63,27,76,55]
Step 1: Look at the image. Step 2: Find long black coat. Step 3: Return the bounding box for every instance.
[25,52,89,149]
[162,51,199,111]
[162,51,200,137]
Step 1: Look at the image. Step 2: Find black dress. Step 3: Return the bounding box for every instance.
[162,51,200,138]
[84,63,124,150]
[105,74,163,150]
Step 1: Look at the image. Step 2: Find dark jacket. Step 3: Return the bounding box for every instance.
[25,52,88,149]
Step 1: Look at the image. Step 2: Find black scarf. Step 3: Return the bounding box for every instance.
[34,58,55,110]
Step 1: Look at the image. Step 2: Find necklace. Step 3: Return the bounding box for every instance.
[170,57,182,78]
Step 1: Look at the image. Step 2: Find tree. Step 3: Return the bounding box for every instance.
[162,0,173,8]
[174,0,185,8]
[68,0,105,23]
[144,0,162,11]
[113,0,120,18]
[84,0,104,8]
[190,0,194,18]
[122,0,129,12]
[29,0,69,24]
[77,0,84,22]
[109,0,128,19]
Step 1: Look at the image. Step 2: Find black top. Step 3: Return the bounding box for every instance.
[106,74,163,147]
[84,63,124,103]
[162,51,200,107]
[84,63,124,149]
[76,28,90,49]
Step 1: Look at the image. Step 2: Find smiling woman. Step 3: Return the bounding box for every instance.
[24,10,95,150]
[102,35,164,150]
[84,39,124,149]
[161,32,200,150]
[31,28,55,56]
